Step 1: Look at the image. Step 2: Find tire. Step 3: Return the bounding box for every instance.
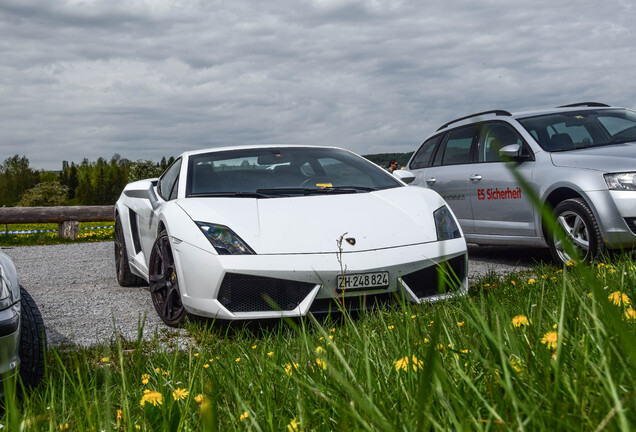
[148,230,187,327]
[548,198,606,265]
[19,286,46,389]
[114,214,145,287]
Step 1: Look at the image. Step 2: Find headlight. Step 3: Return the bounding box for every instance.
[196,222,255,255]
[604,172,636,191]
[434,205,461,241]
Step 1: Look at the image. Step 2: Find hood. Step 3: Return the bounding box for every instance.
[550,142,636,172]
[176,187,442,254]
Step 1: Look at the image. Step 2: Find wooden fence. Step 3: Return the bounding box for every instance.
[0,206,115,239]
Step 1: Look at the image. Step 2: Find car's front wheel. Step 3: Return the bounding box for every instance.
[148,230,187,327]
[19,286,46,389]
[548,198,605,265]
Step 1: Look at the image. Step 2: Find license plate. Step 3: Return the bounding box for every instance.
[337,271,389,292]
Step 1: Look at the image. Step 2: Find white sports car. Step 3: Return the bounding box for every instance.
[114,146,468,326]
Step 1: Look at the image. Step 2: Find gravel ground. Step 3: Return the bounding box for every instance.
[0,242,546,348]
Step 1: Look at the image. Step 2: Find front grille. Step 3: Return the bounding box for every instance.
[309,293,396,314]
[625,218,636,235]
[400,255,466,299]
[218,273,316,313]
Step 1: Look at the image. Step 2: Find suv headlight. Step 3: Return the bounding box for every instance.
[196,222,255,255]
[434,205,461,241]
[604,172,636,191]
[0,265,19,309]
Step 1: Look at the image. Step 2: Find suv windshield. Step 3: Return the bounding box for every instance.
[186,147,401,197]
[518,109,636,151]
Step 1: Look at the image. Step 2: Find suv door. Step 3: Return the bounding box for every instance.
[410,125,478,234]
[469,122,536,237]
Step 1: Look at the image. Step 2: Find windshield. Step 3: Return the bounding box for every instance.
[518,109,636,151]
[185,147,401,197]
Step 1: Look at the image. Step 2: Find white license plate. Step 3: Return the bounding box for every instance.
[337,271,389,292]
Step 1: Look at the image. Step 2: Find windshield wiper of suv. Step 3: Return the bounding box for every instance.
[256,186,376,196]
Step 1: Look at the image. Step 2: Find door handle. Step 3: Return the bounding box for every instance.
[469,174,482,181]
[426,177,436,184]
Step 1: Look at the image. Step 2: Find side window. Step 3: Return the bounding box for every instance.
[441,125,477,166]
[158,158,182,201]
[410,134,442,169]
[479,122,524,162]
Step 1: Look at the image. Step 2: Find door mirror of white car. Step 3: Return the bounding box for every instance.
[393,169,416,184]
[123,179,161,209]
[499,144,522,159]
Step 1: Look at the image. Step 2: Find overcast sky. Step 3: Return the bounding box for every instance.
[1,0,635,170]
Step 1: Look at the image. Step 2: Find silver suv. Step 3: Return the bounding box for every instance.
[406,102,636,265]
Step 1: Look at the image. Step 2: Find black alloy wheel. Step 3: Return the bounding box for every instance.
[149,230,187,327]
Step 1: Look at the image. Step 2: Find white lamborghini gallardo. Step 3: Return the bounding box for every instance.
[114,146,468,326]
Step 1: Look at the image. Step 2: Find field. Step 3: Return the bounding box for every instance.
[1,230,635,430]
[0,222,115,246]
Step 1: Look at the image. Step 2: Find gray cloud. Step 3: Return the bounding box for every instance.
[1,0,635,169]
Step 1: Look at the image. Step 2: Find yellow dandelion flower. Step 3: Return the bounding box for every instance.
[423,337,429,344]
[315,346,324,354]
[59,423,69,430]
[411,314,417,319]
[251,345,257,349]
[328,335,334,340]
[140,390,163,407]
[267,351,274,356]
[172,388,189,401]
[235,357,241,363]
[394,355,424,372]
[552,323,558,329]
[204,363,210,369]
[541,331,559,350]
[313,358,327,371]
[625,307,636,322]
[284,362,298,375]
[287,417,300,432]
[509,357,524,375]
[194,353,199,357]
[511,280,516,286]
[387,325,395,330]
[435,344,446,353]
[117,409,122,421]
[511,315,530,328]
[528,278,536,285]
[209,358,214,362]
[566,259,576,267]
[330,328,336,333]
[141,374,150,385]
[483,283,490,287]
[194,394,205,404]
[101,357,110,363]
[608,291,631,306]
[457,321,464,327]
[239,411,249,421]
[135,425,141,430]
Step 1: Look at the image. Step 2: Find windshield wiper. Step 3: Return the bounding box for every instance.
[189,192,272,198]
[256,187,373,196]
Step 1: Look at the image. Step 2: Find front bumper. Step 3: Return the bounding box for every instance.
[0,304,21,383]
[172,238,468,320]
[588,190,636,249]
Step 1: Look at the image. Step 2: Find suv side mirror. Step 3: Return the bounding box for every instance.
[393,169,415,184]
[499,144,522,159]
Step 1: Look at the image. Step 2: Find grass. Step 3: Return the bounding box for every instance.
[0,222,114,246]
[2,255,635,430]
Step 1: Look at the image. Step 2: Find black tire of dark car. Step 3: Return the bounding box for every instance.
[114,214,145,287]
[19,286,46,389]
[548,198,606,265]
[149,230,187,327]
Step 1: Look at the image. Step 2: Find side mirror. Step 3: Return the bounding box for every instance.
[393,169,415,184]
[499,144,522,159]
[123,179,161,210]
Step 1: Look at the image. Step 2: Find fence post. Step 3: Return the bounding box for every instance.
[58,221,80,240]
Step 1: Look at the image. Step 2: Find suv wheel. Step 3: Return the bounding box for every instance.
[548,198,605,265]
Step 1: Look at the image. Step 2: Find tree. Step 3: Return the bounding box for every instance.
[18,181,68,207]
[0,155,39,206]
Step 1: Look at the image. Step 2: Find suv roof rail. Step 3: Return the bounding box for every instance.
[557,102,611,108]
[436,110,512,131]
